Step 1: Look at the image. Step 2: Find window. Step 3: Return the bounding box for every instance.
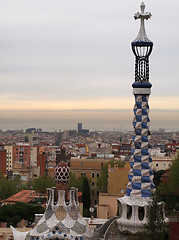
[127,205,132,220]
[81,162,83,167]
[81,172,86,177]
[163,163,166,167]
[117,200,122,217]
[92,190,95,196]
[138,207,145,221]
[97,173,100,178]
[156,163,158,167]
[92,172,95,178]
[92,182,95,187]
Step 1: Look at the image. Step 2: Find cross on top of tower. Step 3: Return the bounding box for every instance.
[132,2,152,44]
[134,2,151,21]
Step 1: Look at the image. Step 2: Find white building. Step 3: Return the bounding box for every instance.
[4,145,13,172]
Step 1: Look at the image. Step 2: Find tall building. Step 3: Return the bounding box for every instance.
[25,132,38,146]
[116,3,158,234]
[78,123,82,133]
[4,145,13,172]
[0,148,6,176]
[13,143,31,167]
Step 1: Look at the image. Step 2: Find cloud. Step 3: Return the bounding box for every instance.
[0,0,178,115]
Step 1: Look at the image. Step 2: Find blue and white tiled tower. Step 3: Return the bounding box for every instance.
[117,3,155,234]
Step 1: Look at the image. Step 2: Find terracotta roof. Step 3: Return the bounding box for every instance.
[3,190,46,204]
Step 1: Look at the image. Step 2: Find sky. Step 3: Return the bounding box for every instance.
[0,0,179,131]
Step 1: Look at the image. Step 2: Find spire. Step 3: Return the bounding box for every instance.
[132,2,152,45]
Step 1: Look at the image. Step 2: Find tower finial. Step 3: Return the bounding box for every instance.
[133,2,152,43]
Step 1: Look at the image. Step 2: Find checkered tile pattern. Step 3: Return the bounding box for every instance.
[126,95,155,197]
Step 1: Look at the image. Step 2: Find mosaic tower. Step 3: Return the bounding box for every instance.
[116,3,155,234]
[126,2,155,198]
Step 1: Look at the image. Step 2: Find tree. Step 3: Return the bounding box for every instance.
[97,163,108,193]
[32,174,55,194]
[82,177,91,217]
[97,159,125,193]
[145,192,169,240]
[68,172,78,190]
[0,202,44,227]
[131,192,169,240]
[153,169,166,187]
[0,174,23,200]
[169,153,179,193]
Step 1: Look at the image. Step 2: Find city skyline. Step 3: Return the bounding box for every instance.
[0,0,179,130]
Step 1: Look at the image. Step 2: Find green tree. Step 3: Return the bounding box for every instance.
[68,172,78,190]
[0,174,23,200]
[97,163,108,193]
[169,153,179,193]
[97,159,124,193]
[82,177,91,217]
[32,174,55,194]
[68,173,89,192]
[131,192,169,240]
[0,202,44,227]
[153,169,166,187]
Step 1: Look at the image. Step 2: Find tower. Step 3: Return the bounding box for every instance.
[78,122,82,133]
[117,2,155,233]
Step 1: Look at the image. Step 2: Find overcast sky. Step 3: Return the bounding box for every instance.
[0,0,179,113]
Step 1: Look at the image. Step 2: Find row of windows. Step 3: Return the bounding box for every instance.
[81,172,100,178]
[155,162,171,167]
[92,190,99,196]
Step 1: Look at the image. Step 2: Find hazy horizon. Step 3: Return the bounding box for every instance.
[0,109,178,132]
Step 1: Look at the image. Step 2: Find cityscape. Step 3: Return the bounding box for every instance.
[0,1,179,240]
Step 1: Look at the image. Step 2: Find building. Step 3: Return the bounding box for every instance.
[97,162,130,219]
[108,161,130,195]
[152,156,173,171]
[77,123,89,136]
[77,123,82,133]
[13,143,31,167]
[25,132,38,146]
[70,157,112,205]
[0,148,6,176]
[37,152,46,177]
[4,145,13,172]
[11,162,94,240]
[97,193,124,219]
[2,190,47,205]
[30,146,38,167]
[166,141,179,154]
